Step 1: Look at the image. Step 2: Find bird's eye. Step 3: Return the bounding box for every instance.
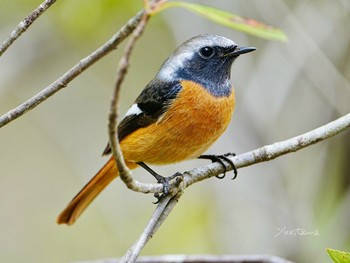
[199,46,215,59]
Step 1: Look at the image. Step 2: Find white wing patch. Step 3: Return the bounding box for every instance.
[124,103,143,117]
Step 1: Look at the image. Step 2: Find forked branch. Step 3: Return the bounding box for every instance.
[114,112,350,262]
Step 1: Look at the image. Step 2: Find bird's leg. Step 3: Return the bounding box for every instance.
[137,162,182,202]
[198,153,237,179]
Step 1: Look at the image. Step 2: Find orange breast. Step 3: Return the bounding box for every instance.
[120,80,235,164]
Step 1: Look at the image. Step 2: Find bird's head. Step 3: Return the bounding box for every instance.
[157,34,256,96]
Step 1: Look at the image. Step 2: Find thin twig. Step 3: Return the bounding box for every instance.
[119,195,173,263]
[0,0,57,57]
[0,9,146,128]
[108,12,151,192]
[120,177,184,263]
[107,0,167,193]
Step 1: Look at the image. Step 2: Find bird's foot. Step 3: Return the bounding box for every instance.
[152,172,182,203]
[137,162,182,203]
[198,153,237,179]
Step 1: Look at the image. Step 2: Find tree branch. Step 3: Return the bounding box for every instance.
[119,178,184,263]
[183,112,350,188]
[119,194,175,263]
[0,0,57,57]
[77,254,294,263]
[102,8,350,258]
[108,12,149,190]
[0,8,146,128]
[135,254,295,263]
[112,112,350,196]
[107,2,163,193]
[118,112,350,262]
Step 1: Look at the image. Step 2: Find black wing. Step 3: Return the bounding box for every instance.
[102,79,182,155]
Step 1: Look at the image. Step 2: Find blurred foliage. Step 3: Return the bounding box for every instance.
[156,1,287,41]
[0,0,143,43]
[50,0,142,42]
[1,0,350,263]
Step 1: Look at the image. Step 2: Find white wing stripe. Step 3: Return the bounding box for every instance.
[124,104,143,117]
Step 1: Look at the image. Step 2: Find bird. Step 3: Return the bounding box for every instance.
[57,34,255,225]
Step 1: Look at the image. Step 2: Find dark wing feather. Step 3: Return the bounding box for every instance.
[102,79,182,156]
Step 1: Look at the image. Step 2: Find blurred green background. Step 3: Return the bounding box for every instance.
[1,0,350,262]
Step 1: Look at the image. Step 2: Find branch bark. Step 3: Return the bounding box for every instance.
[183,112,350,189]
[119,177,184,263]
[108,13,151,193]
[0,0,57,57]
[76,254,295,263]
[107,0,167,194]
[113,112,350,196]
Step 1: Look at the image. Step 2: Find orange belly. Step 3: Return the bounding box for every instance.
[120,80,235,164]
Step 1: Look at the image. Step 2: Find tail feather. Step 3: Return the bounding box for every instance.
[57,157,135,225]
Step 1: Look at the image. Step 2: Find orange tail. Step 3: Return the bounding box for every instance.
[57,157,136,225]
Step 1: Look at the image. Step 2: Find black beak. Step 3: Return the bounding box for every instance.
[226,45,256,57]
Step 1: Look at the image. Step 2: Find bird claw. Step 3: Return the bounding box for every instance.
[198,153,238,180]
[153,193,162,204]
[152,172,182,204]
[137,162,183,201]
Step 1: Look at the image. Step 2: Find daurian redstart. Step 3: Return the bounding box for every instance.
[57,34,255,225]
